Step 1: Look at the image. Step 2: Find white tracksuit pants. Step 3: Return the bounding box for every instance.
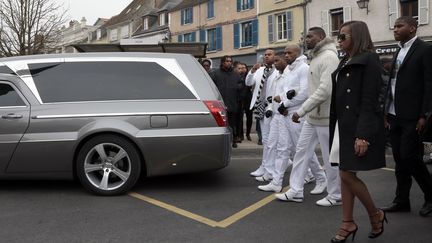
[260,116,275,176]
[289,121,341,200]
[268,112,326,186]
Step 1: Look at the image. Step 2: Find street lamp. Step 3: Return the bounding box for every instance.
[356,0,370,14]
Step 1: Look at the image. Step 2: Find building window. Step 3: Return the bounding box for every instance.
[234,19,258,48]
[268,11,292,42]
[181,7,193,25]
[276,13,287,40]
[400,0,418,19]
[237,0,254,11]
[330,8,343,36]
[97,29,101,40]
[120,25,129,38]
[143,18,149,30]
[200,26,222,51]
[184,33,193,42]
[241,21,253,47]
[159,13,166,26]
[207,28,217,51]
[208,0,214,18]
[180,32,196,43]
[110,29,118,41]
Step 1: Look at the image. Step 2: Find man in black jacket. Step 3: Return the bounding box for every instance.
[383,16,432,217]
[210,55,242,148]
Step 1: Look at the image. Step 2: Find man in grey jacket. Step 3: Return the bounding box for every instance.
[276,27,342,206]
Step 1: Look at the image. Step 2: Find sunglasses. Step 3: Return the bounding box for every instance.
[337,33,351,41]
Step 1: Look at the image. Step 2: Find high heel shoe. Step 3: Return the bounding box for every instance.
[368,209,388,239]
[331,221,358,242]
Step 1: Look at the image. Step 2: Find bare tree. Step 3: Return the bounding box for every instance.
[0,0,67,56]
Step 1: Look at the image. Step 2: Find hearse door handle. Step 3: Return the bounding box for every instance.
[1,113,23,119]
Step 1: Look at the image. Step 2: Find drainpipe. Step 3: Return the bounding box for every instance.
[302,0,312,53]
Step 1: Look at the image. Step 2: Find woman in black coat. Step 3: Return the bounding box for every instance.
[329,21,387,242]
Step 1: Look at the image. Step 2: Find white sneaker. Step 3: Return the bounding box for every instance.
[310,182,327,195]
[255,174,273,182]
[250,167,265,177]
[275,190,303,202]
[316,197,342,207]
[304,175,316,185]
[258,182,282,192]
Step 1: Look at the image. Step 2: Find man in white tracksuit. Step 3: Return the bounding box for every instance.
[276,27,342,206]
[247,49,278,181]
[258,46,327,193]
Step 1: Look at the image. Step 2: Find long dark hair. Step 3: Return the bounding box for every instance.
[340,21,374,57]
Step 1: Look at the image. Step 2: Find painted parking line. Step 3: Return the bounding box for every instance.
[129,187,288,228]
[128,192,220,227]
[129,167,395,228]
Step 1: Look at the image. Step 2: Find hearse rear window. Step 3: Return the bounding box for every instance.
[29,62,195,103]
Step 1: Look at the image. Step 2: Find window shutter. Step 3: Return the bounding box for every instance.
[343,6,351,22]
[249,0,254,9]
[200,29,206,42]
[252,19,258,46]
[216,26,222,50]
[181,10,185,25]
[234,23,240,49]
[178,35,183,43]
[190,8,193,23]
[286,11,293,41]
[419,0,429,25]
[208,0,214,18]
[191,32,196,42]
[268,15,274,43]
[237,0,241,12]
[388,0,398,29]
[321,10,330,37]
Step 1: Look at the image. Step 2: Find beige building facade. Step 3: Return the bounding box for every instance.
[171,0,258,66]
[257,0,307,54]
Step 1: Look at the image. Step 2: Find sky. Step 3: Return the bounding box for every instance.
[55,0,133,26]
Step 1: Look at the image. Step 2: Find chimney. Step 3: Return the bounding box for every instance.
[69,20,74,28]
[81,17,87,28]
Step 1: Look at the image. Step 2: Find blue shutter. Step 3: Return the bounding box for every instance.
[200,29,206,42]
[234,23,240,49]
[237,0,241,12]
[208,0,214,18]
[178,35,183,42]
[268,15,274,43]
[191,32,196,42]
[252,19,258,46]
[181,9,184,25]
[216,26,222,50]
[190,8,194,23]
[286,11,293,41]
[249,0,254,9]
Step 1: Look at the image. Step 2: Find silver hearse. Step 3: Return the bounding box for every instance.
[0,53,231,195]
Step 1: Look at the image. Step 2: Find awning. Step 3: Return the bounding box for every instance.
[71,42,208,58]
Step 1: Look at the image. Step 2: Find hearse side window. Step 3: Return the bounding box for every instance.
[28,62,195,103]
[0,66,15,75]
[0,83,26,107]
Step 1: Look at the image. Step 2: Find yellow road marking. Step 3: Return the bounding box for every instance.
[128,192,220,227]
[129,167,396,228]
[129,187,288,228]
[217,187,288,228]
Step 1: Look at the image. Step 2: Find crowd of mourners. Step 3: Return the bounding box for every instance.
[205,16,432,242]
